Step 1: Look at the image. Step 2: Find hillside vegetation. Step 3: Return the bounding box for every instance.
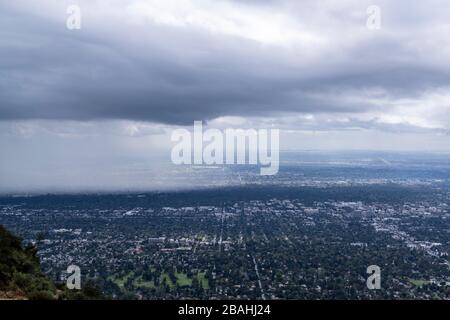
[0,224,102,300]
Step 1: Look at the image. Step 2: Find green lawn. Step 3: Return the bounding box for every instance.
[197,271,209,290]
[410,279,429,287]
[175,272,192,287]
[133,276,155,289]
[109,272,134,289]
[108,269,209,291]
[159,272,174,288]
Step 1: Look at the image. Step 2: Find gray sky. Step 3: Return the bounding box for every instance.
[1,0,450,191]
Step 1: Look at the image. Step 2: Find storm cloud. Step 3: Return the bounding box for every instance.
[1,0,450,129]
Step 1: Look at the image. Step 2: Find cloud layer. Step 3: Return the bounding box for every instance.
[1,0,450,132]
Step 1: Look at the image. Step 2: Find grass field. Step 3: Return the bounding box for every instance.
[108,269,209,290]
[410,279,430,287]
[133,276,155,289]
[108,272,134,289]
[197,271,209,289]
[175,272,192,287]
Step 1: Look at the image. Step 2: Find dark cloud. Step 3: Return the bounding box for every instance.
[0,0,450,127]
